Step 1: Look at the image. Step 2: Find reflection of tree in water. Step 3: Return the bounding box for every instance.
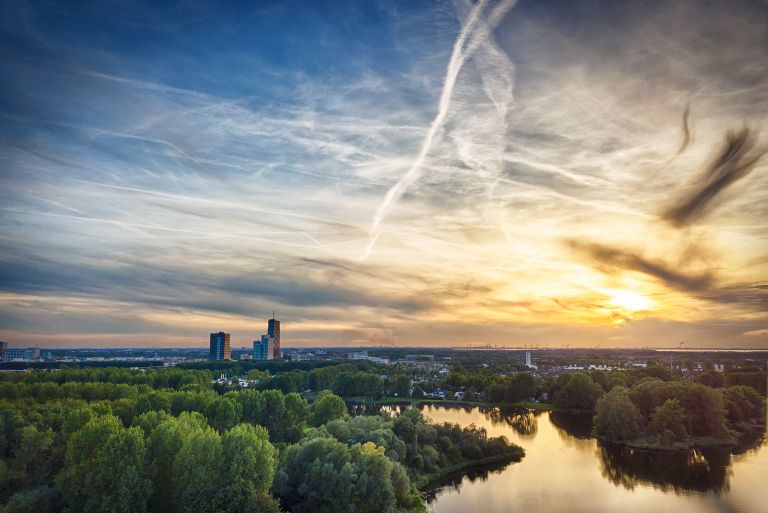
[483,408,540,437]
[348,403,409,417]
[731,432,766,457]
[597,444,734,494]
[422,459,512,504]
[549,411,594,439]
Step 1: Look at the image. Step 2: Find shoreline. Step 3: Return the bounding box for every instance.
[350,399,764,453]
[346,397,558,411]
[413,451,524,489]
[600,436,738,451]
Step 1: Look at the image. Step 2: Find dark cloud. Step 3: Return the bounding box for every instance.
[567,240,716,292]
[567,240,768,310]
[677,102,693,156]
[0,251,435,318]
[661,127,766,227]
[708,282,768,309]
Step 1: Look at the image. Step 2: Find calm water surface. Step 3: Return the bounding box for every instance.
[411,405,766,513]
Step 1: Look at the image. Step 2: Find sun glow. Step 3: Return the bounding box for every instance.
[607,289,653,313]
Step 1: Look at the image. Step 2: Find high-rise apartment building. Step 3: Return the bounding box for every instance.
[253,335,273,360]
[209,332,231,360]
[268,314,280,359]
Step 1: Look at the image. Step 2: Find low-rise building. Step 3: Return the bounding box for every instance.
[4,347,41,361]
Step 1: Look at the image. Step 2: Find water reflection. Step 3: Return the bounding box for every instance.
[548,411,593,439]
[486,408,540,438]
[422,459,513,504]
[352,403,541,438]
[597,444,733,494]
[350,402,766,508]
[413,405,766,513]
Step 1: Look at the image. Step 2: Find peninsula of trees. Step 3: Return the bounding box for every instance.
[0,365,524,513]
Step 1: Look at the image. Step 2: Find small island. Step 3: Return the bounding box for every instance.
[591,376,765,450]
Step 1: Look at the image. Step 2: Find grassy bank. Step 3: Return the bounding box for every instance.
[604,435,739,451]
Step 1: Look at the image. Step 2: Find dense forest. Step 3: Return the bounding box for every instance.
[0,357,764,510]
[0,366,523,513]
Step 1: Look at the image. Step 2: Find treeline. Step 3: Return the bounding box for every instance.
[0,361,164,371]
[181,359,381,378]
[0,369,525,512]
[0,368,211,390]
[0,364,393,400]
[593,378,765,447]
[254,366,385,398]
[0,385,308,443]
[441,366,766,413]
[439,365,679,406]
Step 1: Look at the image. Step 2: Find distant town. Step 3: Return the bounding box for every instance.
[2,315,765,395]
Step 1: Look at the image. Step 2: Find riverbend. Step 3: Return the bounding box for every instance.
[390,404,766,513]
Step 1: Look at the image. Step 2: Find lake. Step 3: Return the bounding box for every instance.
[404,404,766,513]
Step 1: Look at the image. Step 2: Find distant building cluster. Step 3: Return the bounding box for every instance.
[281,349,390,365]
[208,315,282,361]
[253,316,281,361]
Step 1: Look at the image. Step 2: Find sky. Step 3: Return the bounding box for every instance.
[1,0,767,349]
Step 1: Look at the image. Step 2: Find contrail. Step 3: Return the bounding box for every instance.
[362,0,516,260]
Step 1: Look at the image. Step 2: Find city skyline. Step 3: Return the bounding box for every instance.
[1,0,767,349]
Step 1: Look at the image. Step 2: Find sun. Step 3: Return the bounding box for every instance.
[606,289,653,313]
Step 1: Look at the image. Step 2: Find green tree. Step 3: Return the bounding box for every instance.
[14,425,53,484]
[219,424,276,511]
[172,426,223,513]
[486,383,506,403]
[648,399,688,444]
[275,437,413,513]
[721,386,765,426]
[5,486,64,513]
[593,386,642,441]
[145,412,208,513]
[554,373,604,411]
[309,391,348,426]
[696,371,724,388]
[283,392,309,443]
[246,369,270,382]
[393,375,411,398]
[505,373,537,402]
[57,415,151,513]
[61,406,94,438]
[725,372,767,395]
[204,396,242,432]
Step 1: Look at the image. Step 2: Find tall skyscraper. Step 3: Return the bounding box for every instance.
[0,341,6,360]
[268,313,280,359]
[253,335,273,360]
[209,332,231,360]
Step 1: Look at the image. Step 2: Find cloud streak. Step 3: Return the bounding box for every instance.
[677,102,693,155]
[363,0,517,259]
[661,126,766,227]
[567,240,716,292]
